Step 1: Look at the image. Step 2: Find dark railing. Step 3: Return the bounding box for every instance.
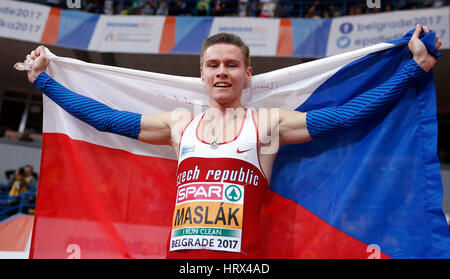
[0,184,37,220]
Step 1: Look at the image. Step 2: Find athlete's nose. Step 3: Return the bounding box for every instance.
[216,63,228,78]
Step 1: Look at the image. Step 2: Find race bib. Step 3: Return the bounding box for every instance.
[169,182,244,253]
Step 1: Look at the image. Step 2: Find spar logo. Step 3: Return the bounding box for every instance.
[225,185,242,202]
[176,183,244,204]
[177,183,223,203]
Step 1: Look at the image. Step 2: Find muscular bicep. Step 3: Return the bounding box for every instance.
[138,110,192,146]
[278,109,312,146]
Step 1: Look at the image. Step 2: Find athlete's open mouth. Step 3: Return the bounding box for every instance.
[214,82,232,88]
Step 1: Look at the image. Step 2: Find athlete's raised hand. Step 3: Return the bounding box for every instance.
[26,45,50,84]
[408,24,442,72]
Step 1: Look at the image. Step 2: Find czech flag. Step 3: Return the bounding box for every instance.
[26,31,450,259]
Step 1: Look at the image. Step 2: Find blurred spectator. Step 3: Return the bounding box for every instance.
[131,0,144,14]
[432,0,445,7]
[222,0,239,16]
[112,1,121,14]
[142,0,159,14]
[245,0,259,16]
[104,0,114,14]
[210,0,225,16]
[348,2,369,15]
[24,165,38,185]
[17,0,450,17]
[354,4,363,15]
[305,1,320,19]
[5,165,37,191]
[1,165,37,214]
[347,3,355,15]
[197,0,211,15]
[327,4,342,17]
[84,0,102,13]
[168,0,186,15]
[8,168,28,197]
[275,0,294,18]
[238,0,247,16]
[156,0,168,15]
[259,0,276,17]
[120,0,143,14]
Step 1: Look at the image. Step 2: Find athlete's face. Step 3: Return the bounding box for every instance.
[200,44,252,107]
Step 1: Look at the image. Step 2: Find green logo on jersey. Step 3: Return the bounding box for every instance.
[225,185,242,202]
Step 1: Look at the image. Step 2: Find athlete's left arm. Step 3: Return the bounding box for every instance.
[278,24,442,146]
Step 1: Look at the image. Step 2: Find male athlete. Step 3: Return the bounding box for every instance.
[26,24,441,258]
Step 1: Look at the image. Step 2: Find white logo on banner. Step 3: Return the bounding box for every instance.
[209,18,280,56]
[88,15,166,53]
[326,7,449,56]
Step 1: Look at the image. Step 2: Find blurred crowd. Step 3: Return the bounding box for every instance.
[0,165,38,219]
[3,165,37,196]
[24,0,449,18]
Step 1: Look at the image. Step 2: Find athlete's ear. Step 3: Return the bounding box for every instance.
[200,67,204,82]
[245,66,253,83]
[243,66,252,89]
[245,66,252,82]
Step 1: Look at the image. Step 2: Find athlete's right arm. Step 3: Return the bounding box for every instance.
[138,111,192,146]
[27,46,191,146]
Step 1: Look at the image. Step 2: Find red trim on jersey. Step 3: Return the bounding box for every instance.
[195,108,248,146]
[251,109,268,181]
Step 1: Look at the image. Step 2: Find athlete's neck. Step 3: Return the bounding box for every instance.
[208,97,245,115]
[204,106,246,120]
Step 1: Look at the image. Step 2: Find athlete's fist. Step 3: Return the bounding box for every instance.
[27,45,50,84]
[408,24,442,72]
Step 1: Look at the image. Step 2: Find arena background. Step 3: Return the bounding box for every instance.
[0,0,449,258]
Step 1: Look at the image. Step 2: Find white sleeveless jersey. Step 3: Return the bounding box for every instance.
[168,108,269,259]
[177,108,264,180]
